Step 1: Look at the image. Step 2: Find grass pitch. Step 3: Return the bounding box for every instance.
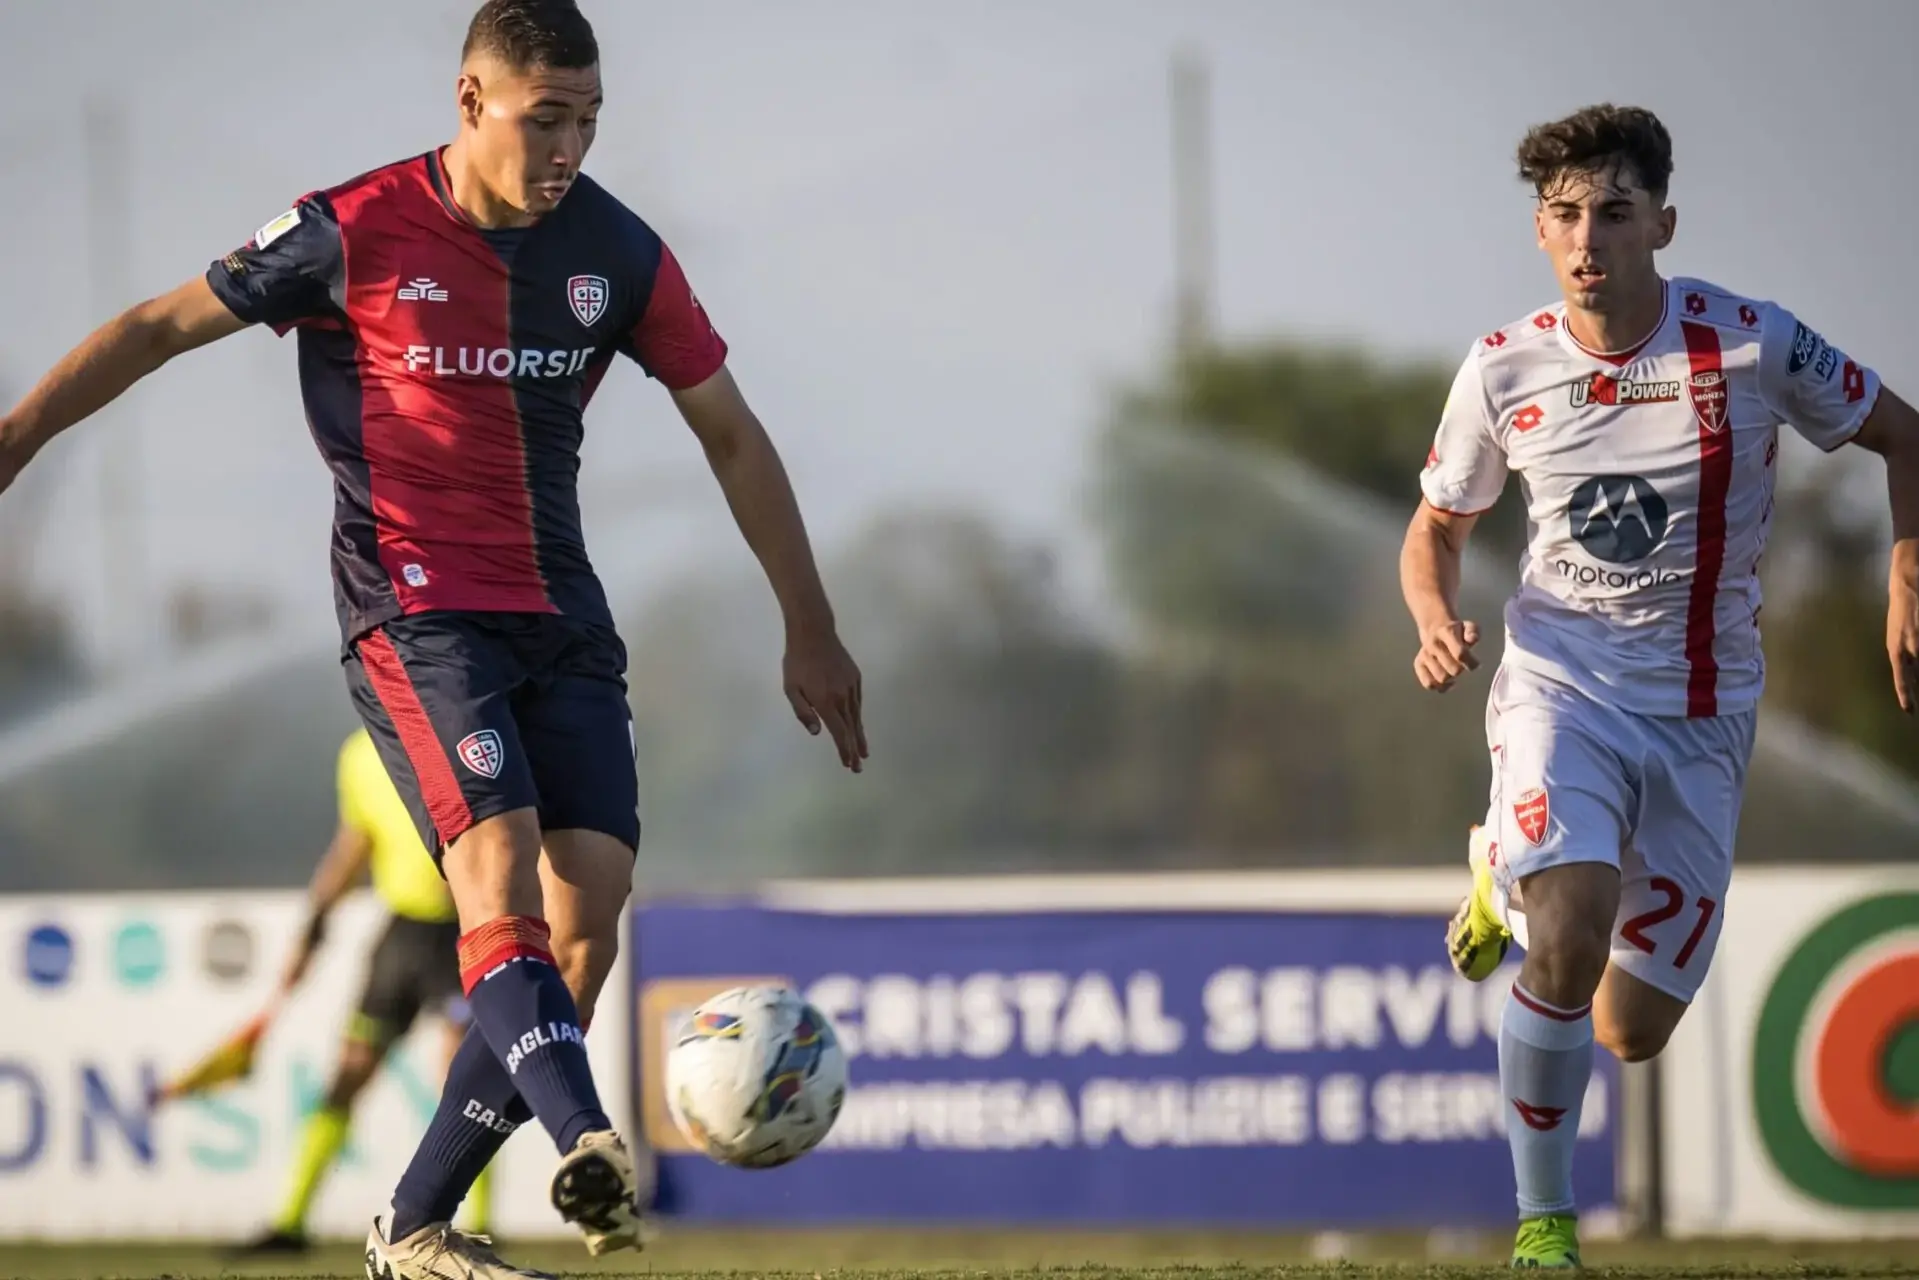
[3,1229,1919,1280]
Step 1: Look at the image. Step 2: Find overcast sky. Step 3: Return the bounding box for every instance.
[3,0,1915,671]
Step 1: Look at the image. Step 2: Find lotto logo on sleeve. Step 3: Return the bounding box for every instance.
[1753,893,1919,1208]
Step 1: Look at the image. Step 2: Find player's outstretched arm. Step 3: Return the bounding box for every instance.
[1848,387,1919,712]
[1400,499,1483,693]
[672,366,868,772]
[282,820,375,990]
[0,277,246,493]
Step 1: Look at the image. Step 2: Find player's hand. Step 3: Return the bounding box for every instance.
[1414,619,1481,692]
[1887,577,1919,713]
[281,942,315,990]
[783,628,868,773]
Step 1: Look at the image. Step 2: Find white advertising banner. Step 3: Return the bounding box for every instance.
[0,890,631,1242]
[1660,867,1919,1237]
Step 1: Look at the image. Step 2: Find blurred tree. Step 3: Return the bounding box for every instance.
[1762,471,1919,777]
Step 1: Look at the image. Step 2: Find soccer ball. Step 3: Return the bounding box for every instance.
[665,985,848,1169]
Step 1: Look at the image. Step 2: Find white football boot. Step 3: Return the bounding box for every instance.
[364,1216,554,1280]
[548,1129,654,1255]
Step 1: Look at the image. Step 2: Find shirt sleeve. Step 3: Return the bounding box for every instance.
[1755,302,1880,452]
[205,193,345,336]
[1419,342,1508,515]
[619,241,728,389]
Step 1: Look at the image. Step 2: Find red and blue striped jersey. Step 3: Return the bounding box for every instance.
[208,149,727,642]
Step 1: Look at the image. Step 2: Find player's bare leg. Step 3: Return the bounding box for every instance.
[537,828,651,1252]
[1592,962,1688,1063]
[1500,862,1615,1269]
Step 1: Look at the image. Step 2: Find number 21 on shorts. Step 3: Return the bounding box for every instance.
[1620,876,1718,970]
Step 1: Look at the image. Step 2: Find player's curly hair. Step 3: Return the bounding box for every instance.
[463,0,598,71]
[1516,104,1673,203]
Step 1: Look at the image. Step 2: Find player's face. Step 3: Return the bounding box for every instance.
[1533,163,1675,312]
[461,58,602,218]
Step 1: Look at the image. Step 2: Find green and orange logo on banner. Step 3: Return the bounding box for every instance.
[1753,892,1919,1208]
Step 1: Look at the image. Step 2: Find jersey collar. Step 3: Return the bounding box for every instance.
[1556,277,1672,367]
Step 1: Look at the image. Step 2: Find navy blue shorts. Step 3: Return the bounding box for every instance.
[343,611,640,861]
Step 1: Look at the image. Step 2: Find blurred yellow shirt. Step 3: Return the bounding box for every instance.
[337,728,456,924]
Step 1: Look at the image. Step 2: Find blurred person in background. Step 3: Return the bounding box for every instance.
[1402,103,1919,1268]
[238,727,493,1255]
[0,0,865,1273]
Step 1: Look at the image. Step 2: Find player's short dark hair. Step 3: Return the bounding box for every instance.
[1516,104,1674,203]
[463,0,598,71]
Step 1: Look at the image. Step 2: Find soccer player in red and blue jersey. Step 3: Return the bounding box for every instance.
[0,2,866,1274]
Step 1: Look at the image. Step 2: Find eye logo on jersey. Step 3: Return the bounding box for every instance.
[1569,374,1684,409]
[568,274,609,327]
[1689,369,1730,434]
[401,345,595,380]
[1568,474,1668,563]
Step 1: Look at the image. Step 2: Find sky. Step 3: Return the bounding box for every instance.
[1,0,1915,674]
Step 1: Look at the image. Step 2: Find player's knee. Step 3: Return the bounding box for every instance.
[444,809,545,922]
[1516,863,1619,1007]
[1594,1016,1671,1063]
[1517,904,1612,1007]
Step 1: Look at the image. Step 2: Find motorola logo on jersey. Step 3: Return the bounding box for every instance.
[1568,374,1684,409]
[1568,474,1668,564]
[401,346,595,380]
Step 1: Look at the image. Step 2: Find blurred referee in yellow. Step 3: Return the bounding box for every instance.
[240,727,493,1253]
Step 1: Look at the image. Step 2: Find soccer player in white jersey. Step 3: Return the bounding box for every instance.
[1400,104,1919,1268]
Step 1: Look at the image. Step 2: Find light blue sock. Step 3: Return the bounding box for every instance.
[1499,982,1593,1218]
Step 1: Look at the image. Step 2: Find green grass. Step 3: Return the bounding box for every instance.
[3,1230,1919,1280]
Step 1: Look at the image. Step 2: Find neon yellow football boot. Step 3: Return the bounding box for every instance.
[1446,824,1511,981]
[1510,1213,1581,1268]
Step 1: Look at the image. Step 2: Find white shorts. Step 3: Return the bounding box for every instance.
[1482,663,1757,1002]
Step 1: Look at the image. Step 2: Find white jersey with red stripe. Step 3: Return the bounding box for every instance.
[1420,276,1881,718]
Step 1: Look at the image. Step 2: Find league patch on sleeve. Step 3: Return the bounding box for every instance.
[1787,321,1831,380]
[253,208,301,250]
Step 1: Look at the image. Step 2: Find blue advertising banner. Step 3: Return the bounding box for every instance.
[632,901,1618,1227]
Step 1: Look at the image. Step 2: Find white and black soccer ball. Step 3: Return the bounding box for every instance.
[665,985,848,1169]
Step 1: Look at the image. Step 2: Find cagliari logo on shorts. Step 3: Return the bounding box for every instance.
[458,730,504,779]
[1753,892,1919,1208]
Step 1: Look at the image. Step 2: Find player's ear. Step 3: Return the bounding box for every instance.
[456,71,485,130]
[1533,200,1549,251]
[1654,205,1676,251]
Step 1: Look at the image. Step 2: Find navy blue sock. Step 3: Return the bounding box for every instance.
[389,1026,530,1241]
[458,916,608,1156]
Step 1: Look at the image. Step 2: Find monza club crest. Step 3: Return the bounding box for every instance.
[1513,786,1550,846]
[567,274,609,327]
[1689,368,1730,434]
[457,729,504,779]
